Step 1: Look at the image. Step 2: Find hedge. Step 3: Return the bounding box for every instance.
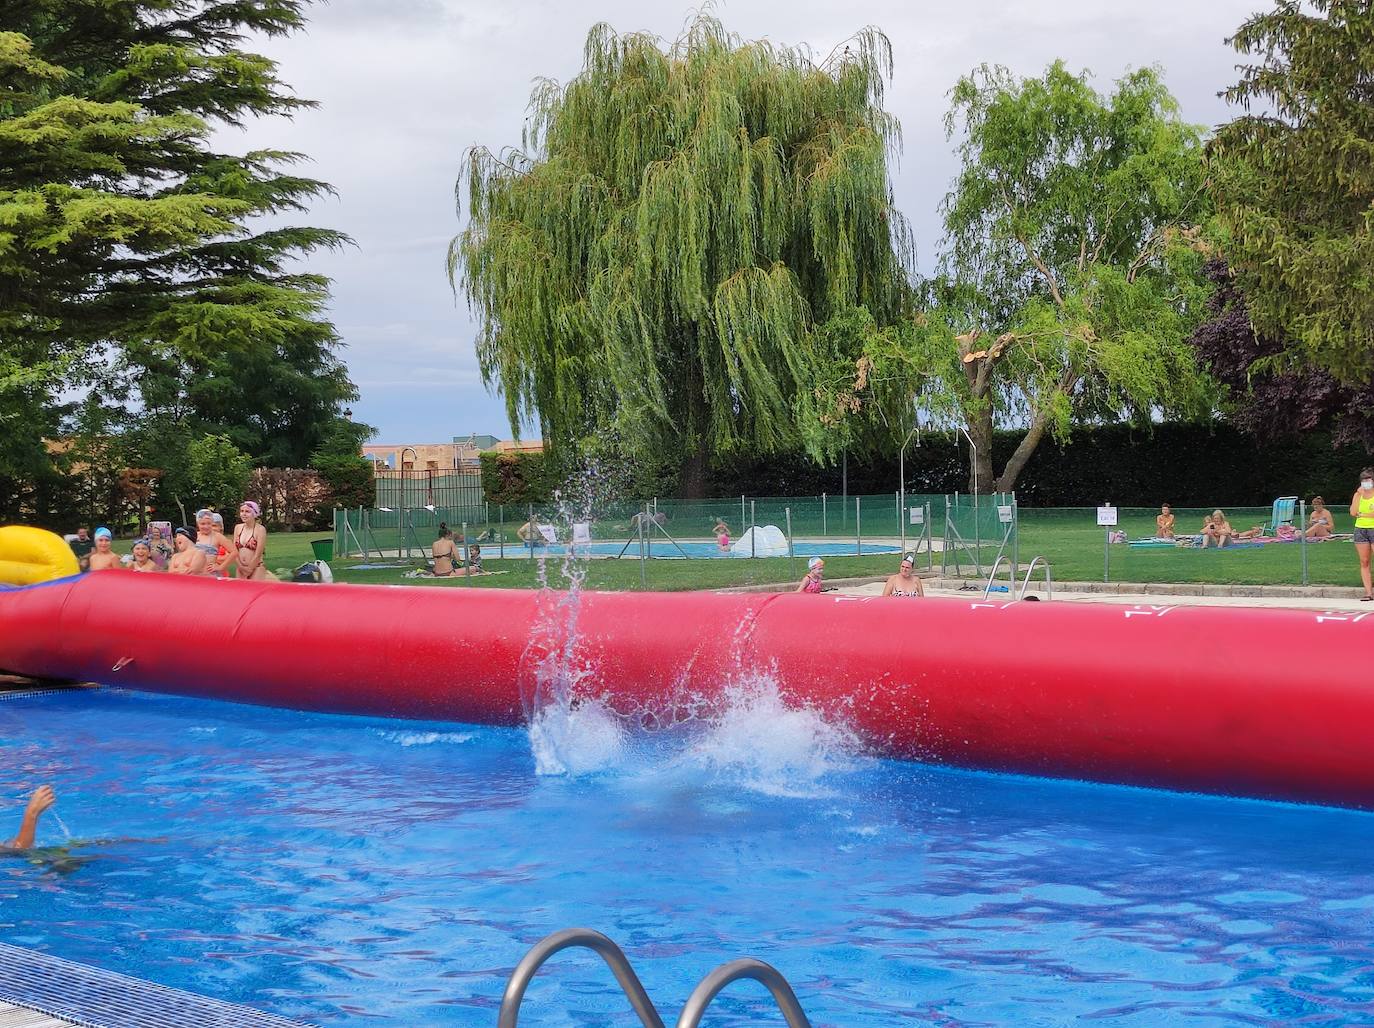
[481,423,1372,508]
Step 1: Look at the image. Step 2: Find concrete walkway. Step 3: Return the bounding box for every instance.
[836,579,1374,611]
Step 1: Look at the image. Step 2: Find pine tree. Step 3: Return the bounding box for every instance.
[0,0,361,517]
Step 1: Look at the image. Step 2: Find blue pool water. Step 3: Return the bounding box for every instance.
[515,540,901,559]
[3,687,1373,1026]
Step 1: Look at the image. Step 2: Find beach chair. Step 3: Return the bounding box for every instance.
[1266,496,1298,535]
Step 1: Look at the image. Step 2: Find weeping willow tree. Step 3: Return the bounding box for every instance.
[449,15,914,495]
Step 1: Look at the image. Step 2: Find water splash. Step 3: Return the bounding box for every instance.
[679,674,862,797]
[51,811,72,842]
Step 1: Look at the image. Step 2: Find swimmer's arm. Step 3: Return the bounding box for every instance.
[4,786,54,850]
[914,577,925,596]
[881,577,894,597]
[1352,492,1362,517]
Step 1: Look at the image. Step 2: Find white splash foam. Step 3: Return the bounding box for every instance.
[682,675,862,797]
[374,730,474,747]
[529,697,627,776]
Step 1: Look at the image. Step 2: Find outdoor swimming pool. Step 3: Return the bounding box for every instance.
[512,540,903,559]
[3,687,1372,1026]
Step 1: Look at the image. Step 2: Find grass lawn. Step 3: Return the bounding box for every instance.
[108,506,1366,592]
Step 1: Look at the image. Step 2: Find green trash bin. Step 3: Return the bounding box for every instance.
[310,539,333,562]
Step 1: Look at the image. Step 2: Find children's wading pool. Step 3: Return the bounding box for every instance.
[3,688,1372,1026]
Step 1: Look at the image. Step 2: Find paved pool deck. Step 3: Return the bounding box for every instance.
[833,577,1374,611]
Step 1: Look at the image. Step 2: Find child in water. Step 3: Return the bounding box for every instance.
[796,556,825,594]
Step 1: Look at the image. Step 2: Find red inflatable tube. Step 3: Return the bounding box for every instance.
[2,572,1372,809]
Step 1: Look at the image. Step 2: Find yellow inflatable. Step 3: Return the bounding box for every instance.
[0,525,81,586]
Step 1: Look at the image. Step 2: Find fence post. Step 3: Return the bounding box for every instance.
[499,505,504,559]
[925,502,934,570]
[750,500,756,558]
[1299,499,1309,586]
[900,493,906,556]
[855,496,861,556]
[528,503,534,559]
[1011,492,1019,582]
[822,492,827,536]
[740,495,746,538]
[785,506,795,582]
[638,503,647,589]
[459,521,469,583]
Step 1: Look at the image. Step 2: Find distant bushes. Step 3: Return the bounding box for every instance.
[484,424,1370,507]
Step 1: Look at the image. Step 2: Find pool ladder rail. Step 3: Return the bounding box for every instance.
[498,928,812,1027]
[983,555,1053,600]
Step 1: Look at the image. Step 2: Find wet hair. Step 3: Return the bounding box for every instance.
[1023,595,1042,602]
[1313,496,1325,506]
[437,522,450,539]
[1362,468,1374,481]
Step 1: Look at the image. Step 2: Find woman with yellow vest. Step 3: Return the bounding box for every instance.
[1349,467,1374,601]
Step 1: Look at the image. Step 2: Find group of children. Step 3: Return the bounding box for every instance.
[68,502,270,580]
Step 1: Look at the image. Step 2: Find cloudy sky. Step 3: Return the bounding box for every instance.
[234,0,1262,445]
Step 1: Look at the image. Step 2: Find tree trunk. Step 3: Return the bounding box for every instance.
[994,414,1050,494]
[680,446,709,499]
[966,406,996,494]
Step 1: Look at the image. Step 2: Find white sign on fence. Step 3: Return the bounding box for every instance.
[998,505,1013,524]
[571,522,592,545]
[909,506,924,526]
[1097,505,1118,527]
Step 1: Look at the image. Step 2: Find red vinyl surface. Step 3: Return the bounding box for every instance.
[3,572,1372,808]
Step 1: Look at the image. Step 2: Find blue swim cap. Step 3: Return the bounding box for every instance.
[94,527,111,541]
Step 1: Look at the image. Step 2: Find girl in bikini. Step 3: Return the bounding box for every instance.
[234,501,269,580]
[432,524,457,577]
[714,520,731,552]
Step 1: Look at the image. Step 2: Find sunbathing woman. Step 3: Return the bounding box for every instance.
[234,501,269,580]
[1307,497,1334,539]
[1155,504,1175,539]
[432,524,458,577]
[1201,510,1234,548]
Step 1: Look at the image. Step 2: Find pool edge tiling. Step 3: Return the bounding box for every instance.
[0,943,315,1028]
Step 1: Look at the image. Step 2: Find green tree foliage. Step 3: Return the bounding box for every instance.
[0,1,363,509]
[828,63,1215,493]
[1210,0,1374,381]
[450,16,915,495]
[182,433,252,514]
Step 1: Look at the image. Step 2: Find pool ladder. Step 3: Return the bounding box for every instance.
[498,928,812,1027]
[983,555,1053,600]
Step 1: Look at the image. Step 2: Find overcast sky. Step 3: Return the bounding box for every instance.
[234,0,1262,444]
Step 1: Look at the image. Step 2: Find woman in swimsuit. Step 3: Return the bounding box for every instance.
[796,556,825,594]
[1306,497,1334,539]
[432,524,457,577]
[147,524,173,569]
[234,501,269,580]
[881,553,925,597]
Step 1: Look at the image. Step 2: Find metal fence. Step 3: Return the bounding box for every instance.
[332,491,1021,573]
[374,469,485,512]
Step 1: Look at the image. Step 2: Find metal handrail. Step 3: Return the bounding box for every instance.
[498,930,813,1028]
[497,929,664,1028]
[982,554,1013,599]
[1018,556,1052,600]
[677,958,813,1028]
